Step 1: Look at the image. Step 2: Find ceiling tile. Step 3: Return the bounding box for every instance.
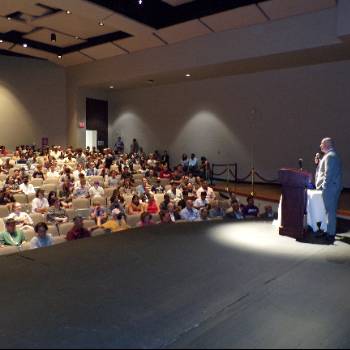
[201,5,267,32]
[0,0,36,16]
[30,12,117,40]
[24,29,85,48]
[0,41,14,50]
[11,44,57,60]
[103,13,155,36]
[259,0,337,20]
[39,0,114,21]
[0,16,34,33]
[156,19,211,44]
[114,34,165,53]
[49,52,94,67]
[80,43,126,60]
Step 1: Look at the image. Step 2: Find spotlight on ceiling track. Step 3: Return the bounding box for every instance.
[51,33,57,43]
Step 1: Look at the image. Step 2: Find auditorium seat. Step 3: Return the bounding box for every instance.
[126,215,140,228]
[0,174,7,182]
[0,206,9,218]
[87,176,104,186]
[153,214,161,224]
[31,178,44,188]
[0,218,5,232]
[104,188,115,200]
[219,200,231,210]
[30,213,46,226]
[91,197,107,206]
[58,223,74,237]
[41,184,57,194]
[23,228,36,241]
[14,193,28,204]
[160,179,170,187]
[44,178,60,185]
[91,228,106,237]
[47,225,59,237]
[72,198,90,211]
[155,194,164,206]
[27,193,36,203]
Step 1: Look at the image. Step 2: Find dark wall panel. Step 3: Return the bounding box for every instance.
[86,98,108,149]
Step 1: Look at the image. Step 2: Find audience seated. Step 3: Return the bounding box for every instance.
[0,219,26,247]
[242,195,260,218]
[7,203,34,231]
[127,195,144,215]
[32,189,49,214]
[101,211,130,233]
[0,143,275,255]
[180,200,200,222]
[66,216,91,241]
[30,222,54,249]
[19,176,36,195]
[138,212,155,227]
[47,199,68,225]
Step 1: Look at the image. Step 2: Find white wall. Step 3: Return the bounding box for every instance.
[0,55,67,149]
[109,60,350,187]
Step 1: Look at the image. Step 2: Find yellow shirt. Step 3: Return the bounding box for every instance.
[102,220,130,233]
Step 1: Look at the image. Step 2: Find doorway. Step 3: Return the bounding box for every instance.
[86,130,97,150]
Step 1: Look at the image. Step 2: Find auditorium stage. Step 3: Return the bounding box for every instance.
[1,221,350,349]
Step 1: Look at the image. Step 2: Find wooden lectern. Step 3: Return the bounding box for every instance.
[279,168,310,240]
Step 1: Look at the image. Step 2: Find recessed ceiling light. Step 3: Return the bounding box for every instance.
[109,85,115,89]
[99,21,104,26]
[0,40,3,43]
[66,10,71,15]
[7,17,12,21]
[186,73,191,77]
[75,36,80,40]
[58,55,62,59]
[22,43,28,48]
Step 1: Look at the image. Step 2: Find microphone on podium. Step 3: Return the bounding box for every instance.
[298,158,303,171]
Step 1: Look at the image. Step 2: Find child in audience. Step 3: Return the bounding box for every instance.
[30,222,54,249]
[127,195,144,215]
[90,200,108,226]
[242,195,260,218]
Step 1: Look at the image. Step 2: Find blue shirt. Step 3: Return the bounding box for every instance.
[180,207,200,221]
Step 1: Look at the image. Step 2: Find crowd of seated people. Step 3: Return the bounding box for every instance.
[0,141,275,252]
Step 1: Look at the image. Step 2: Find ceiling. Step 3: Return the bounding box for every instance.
[0,0,337,67]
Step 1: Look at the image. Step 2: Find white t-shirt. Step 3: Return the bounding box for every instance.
[32,198,49,213]
[20,183,36,195]
[196,187,216,201]
[89,186,105,198]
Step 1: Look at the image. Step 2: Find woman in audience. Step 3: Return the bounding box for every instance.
[127,195,144,216]
[90,199,108,226]
[146,194,160,215]
[181,154,189,172]
[59,179,74,208]
[110,188,125,213]
[160,210,173,224]
[137,212,155,227]
[89,181,105,200]
[47,198,68,225]
[0,187,16,208]
[32,164,45,180]
[32,189,49,214]
[108,170,120,188]
[48,191,58,207]
[66,216,91,241]
[101,211,130,233]
[30,222,54,249]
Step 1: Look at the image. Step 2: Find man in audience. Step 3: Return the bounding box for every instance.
[194,191,209,210]
[7,203,34,231]
[189,153,199,174]
[66,216,91,241]
[0,219,26,247]
[152,177,165,194]
[209,201,225,218]
[90,199,108,226]
[225,200,244,221]
[167,181,183,204]
[32,164,45,180]
[160,165,172,179]
[242,195,259,218]
[196,181,216,201]
[46,164,60,178]
[30,222,54,249]
[89,181,105,200]
[32,189,49,214]
[199,207,210,221]
[167,202,181,222]
[19,176,36,195]
[160,194,171,211]
[180,200,200,222]
[108,170,120,188]
[73,178,90,199]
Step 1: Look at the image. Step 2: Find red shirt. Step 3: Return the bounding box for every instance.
[160,171,172,179]
[147,201,159,214]
[66,227,91,241]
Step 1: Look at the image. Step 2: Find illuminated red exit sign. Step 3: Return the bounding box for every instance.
[79,122,86,129]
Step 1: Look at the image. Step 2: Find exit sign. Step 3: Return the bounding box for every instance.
[79,122,86,129]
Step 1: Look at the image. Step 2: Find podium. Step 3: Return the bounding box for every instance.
[279,168,310,240]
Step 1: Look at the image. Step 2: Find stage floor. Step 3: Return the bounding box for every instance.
[1,221,350,349]
[215,182,350,215]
